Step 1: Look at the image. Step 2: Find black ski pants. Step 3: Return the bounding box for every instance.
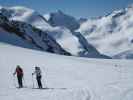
[17,75,23,88]
[36,76,42,88]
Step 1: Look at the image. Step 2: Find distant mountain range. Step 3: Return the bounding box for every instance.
[1,5,133,59]
[0,6,110,59]
[77,4,133,59]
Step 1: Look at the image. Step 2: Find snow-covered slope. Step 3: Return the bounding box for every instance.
[113,50,133,59]
[0,6,109,58]
[78,5,133,58]
[0,43,133,100]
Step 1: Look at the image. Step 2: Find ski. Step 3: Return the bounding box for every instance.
[32,87,67,90]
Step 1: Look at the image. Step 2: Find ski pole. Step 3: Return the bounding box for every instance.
[32,74,34,88]
[23,76,27,88]
[13,75,17,88]
[42,67,47,88]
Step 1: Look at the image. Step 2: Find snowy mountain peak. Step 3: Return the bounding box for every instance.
[48,10,80,31]
[56,10,64,14]
[0,6,51,31]
[78,4,133,59]
[0,6,34,19]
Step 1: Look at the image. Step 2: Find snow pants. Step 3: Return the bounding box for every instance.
[36,76,42,88]
[17,75,23,88]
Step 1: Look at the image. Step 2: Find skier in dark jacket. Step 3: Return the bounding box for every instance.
[13,65,24,88]
[32,66,43,88]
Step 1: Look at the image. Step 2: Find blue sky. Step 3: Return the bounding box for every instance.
[0,0,133,18]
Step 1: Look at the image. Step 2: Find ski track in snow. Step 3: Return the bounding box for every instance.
[0,88,91,100]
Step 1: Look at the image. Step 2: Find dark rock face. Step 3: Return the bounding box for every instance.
[0,13,71,56]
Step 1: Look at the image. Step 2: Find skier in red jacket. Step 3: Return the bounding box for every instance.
[13,65,24,88]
